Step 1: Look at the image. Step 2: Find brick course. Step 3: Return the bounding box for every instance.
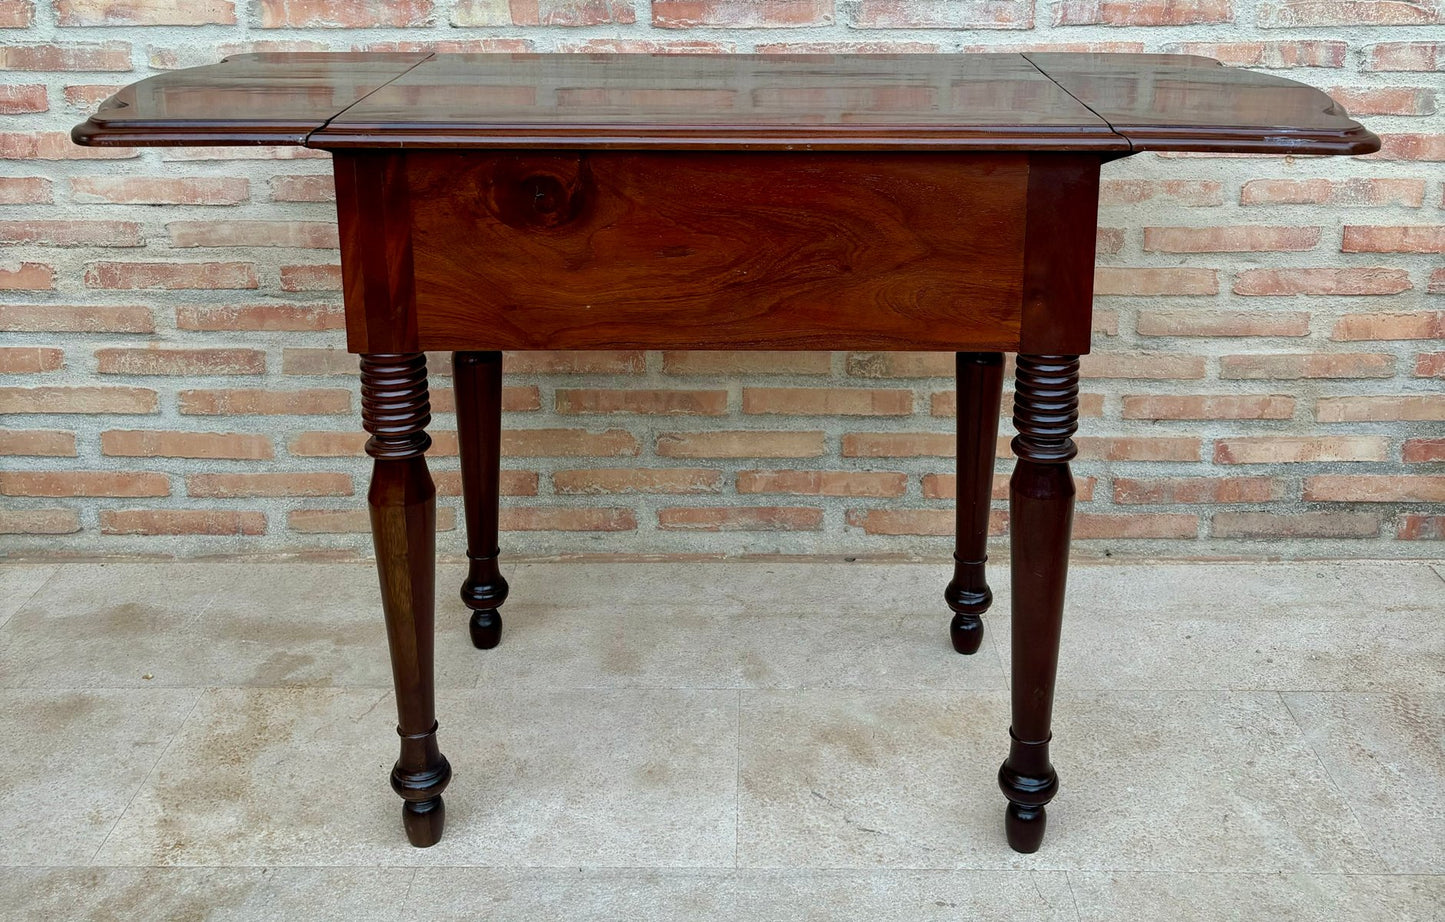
[0,4,1439,558]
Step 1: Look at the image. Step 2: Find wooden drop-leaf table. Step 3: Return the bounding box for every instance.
[73,52,1376,853]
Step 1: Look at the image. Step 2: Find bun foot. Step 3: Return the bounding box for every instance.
[402,796,445,848]
[949,611,984,655]
[1004,802,1046,853]
[469,609,502,649]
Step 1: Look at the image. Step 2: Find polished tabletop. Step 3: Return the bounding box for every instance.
[72,52,1376,155]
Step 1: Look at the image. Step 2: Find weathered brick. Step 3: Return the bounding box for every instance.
[0,131,136,160]
[0,347,63,373]
[1099,179,1223,206]
[922,472,1096,501]
[0,470,167,497]
[0,386,155,414]
[1415,353,1445,378]
[658,430,824,458]
[553,468,721,494]
[1219,353,1395,379]
[96,347,264,376]
[0,43,131,71]
[1073,514,1199,539]
[847,508,1007,537]
[432,386,540,414]
[435,469,538,497]
[1054,0,1232,25]
[288,508,457,534]
[454,0,636,25]
[842,432,951,458]
[55,0,235,25]
[500,508,635,531]
[0,428,76,456]
[1137,311,1310,336]
[557,38,736,52]
[1213,512,1380,538]
[1214,436,1389,463]
[101,509,266,536]
[187,472,352,498]
[850,0,1033,27]
[0,0,35,28]
[0,220,140,247]
[1364,42,1444,71]
[655,0,832,26]
[1259,0,1441,27]
[1114,476,1284,504]
[1329,312,1445,341]
[0,177,52,204]
[176,304,344,332]
[1317,396,1445,422]
[1398,515,1445,540]
[1374,134,1445,161]
[177,388,350,415]
[167,221,338,249]
[1144,226,1321,253]
[268,174,334,203]
[1240,177,1425,206]
[0,85,46,114]
[658,506,823,531]
[70,176,249,205]
[556,388,728,415]
[932,391,1103,418]
[1164,40,1346,67]
[1122,395,1295,420]
[0,509,81,535]
[1305,475,1445,503]
[743,387,913,416]
[1093,267,1219,296]
[0,304,152,333]
[662,351,828,375]
[1075,437,1201,462]
[278,264,339,291]
[1326,86,1437,117]
[258,0,432,27]
[1342,226,1445,253]
[1404,439,1445,463]
[0,263,54,290]
[85,261,257,290]
[737,470,908,497]
[101,430,273,460]
[755,40,940,52]
[1235,268,1412,296]
[506,351,646,374]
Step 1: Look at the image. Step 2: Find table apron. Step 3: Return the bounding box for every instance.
[335,150,1100,355]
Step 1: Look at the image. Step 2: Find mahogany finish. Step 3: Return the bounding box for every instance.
[946,353,1006,656]
[70,52,1378,856]
[405,151,1031,352]
[360,353,450,848]
[453,351,509,650]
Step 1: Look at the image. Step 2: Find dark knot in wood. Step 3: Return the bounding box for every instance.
[1011,354,1079,464]
[486,155,588,230]
[361,353,432,460]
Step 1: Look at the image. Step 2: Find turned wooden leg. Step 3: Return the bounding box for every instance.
[453,351,509,650]
[999,354,1078,854]
[945,351,1005,655]
[362,353,451,848]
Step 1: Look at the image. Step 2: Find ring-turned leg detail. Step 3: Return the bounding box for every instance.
[363,353,452,847]
[945,352,1006,655]
[453,351,509,650]
[999,354,1078,853]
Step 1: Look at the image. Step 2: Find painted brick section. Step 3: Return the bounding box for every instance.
[0,7,1439,559]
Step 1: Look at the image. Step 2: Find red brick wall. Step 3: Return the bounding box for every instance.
[0,2,1441,557]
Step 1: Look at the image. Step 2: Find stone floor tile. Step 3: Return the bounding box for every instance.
[1283,691,1445,874]
[0,565,54,631]
[738,690,1379,872]
[734,869,1079,921]
[1068,871,1445,922]
[0,688,199,866]
[0,867,409,922]
[95,686,738,868]
[0,563,478,689]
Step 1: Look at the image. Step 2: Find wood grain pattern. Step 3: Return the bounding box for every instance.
[335,152,418,354]
[406,150,1029,352]
[72,52,1379,156]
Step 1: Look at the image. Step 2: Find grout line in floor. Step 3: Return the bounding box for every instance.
[86,686,208,866]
